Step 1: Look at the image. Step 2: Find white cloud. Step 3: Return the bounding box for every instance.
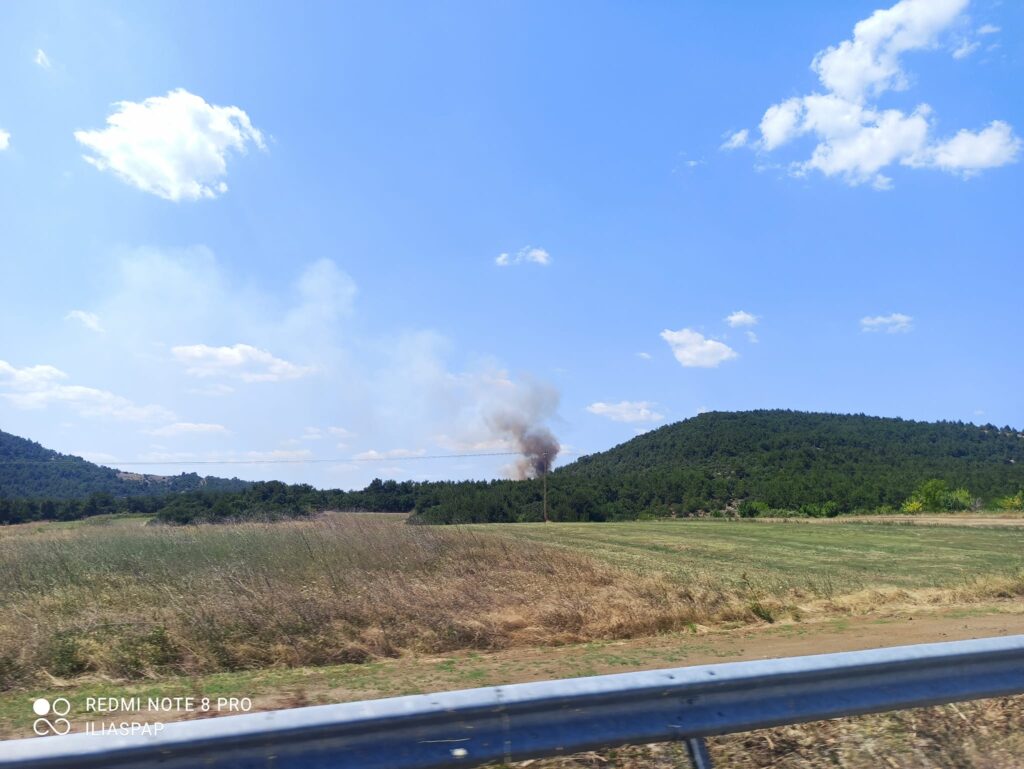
[0,130,9,151]
[328,426,356,439]
[354,448,427,460]
[760,99,805,151]
[861,313,913,333]
[912,121,1022,176]
[74,89,265,201]
[34,49,51,69]
[729,0,1020,187]
[64,309,104,332]
[812,0,967,101]
[660,329,738,368]
[636,352,652,360]
[721,129,750,150]
[977,24,1000,35]
[147,422,229,437]
[952,40,980,59]
[586,400,664,423]
[171,343,316,382]
[746,330,759,344]
[495,246,551,267]
[0,359,174,422]
[725,310,759,327]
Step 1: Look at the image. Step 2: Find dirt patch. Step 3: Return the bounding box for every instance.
[760,514,1024,527]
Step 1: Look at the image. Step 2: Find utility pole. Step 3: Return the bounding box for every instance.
[542,460,549,523]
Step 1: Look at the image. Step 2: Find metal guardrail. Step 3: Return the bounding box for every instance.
[2,635,1023,769]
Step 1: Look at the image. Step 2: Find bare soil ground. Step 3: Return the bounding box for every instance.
[765,514,1024,527]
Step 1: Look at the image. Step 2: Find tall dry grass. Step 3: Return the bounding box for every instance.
[2,515,1023,691]
[0,516,764,689]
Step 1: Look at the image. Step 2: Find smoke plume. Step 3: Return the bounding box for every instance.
[489,412,560,479]
[481,377,560,480]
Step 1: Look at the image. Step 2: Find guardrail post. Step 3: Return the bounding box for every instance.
[685,737,713,768]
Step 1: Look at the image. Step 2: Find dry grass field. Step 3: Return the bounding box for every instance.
[2,513,1024,766]
[0,514,757,690]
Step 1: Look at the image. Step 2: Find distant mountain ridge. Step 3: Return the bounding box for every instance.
[0,429,250,499]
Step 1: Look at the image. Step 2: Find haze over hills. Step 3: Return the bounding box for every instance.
[0,429,249,499]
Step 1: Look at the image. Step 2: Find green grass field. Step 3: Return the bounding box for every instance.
[486,519,1024,596]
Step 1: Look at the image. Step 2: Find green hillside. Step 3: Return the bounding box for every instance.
[410,410,1024,523]
[564,410,1023,487]
[0,429,249,499]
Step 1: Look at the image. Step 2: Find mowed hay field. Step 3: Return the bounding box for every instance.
[496,519,1024,594]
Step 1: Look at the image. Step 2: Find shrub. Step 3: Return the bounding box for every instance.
[739,500,769,518]
[997,491,1024,511]
[902,480,975,513]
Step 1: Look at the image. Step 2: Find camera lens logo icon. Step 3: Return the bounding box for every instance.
[32,698,72,736]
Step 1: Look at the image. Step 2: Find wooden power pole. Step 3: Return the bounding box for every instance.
[543,462,549,523]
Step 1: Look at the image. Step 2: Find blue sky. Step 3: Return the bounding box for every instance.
[1,0,1021,488]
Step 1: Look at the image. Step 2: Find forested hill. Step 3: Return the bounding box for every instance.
[0,429,250,499]
[563,410,1024,481]
[4,411,1024,524]
[410,410,1024,523]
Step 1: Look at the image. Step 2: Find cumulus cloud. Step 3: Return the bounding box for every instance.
[725,310,759,327]
[34,49,51,69]
[660,329,738,368]
[495,246,551,267]
[861,313,913,333]
[911,121,1022,176]
[727,0,1020,187]
[171,343,316,382]
[0,359,174,422]
[74,89,265,201]
[147,422,229,437]
[586,400,664,423]
[65,309,104,332]
[0,130,9,151]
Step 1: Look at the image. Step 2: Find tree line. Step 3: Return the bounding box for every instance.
[2,411,1023,525]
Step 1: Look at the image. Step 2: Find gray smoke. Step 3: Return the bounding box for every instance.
[489,412,560,480]
[485,380,561,481]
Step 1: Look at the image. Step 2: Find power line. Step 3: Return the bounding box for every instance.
[0,451,523,468]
